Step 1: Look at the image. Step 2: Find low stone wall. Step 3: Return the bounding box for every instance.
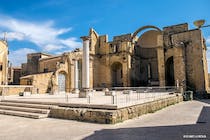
[49,94,183,124]
[0,86,33,96]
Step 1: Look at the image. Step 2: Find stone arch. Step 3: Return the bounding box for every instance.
[111,62,123,87]
[132,25,162,41]
[131,26,162,87]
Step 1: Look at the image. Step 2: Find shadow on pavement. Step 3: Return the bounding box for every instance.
[83,101,210,140]
[197,99,210,105]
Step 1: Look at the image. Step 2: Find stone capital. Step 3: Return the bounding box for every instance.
[80,36,90,41]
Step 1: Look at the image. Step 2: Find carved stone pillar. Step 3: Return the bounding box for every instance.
[79,36,91,98]
[73,60,79,94]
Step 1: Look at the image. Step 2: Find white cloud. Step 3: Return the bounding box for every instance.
[9,48,36,66]
[0,15,82,52]
[60,37,82,48]
[0,32,25,41]
[43,44,65,52]
[0,15,82,66]
[207,36,210,45]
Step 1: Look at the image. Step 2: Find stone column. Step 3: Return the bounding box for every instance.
[157,35,165,86]
[73,60,79,94]
[157,47,165,86]
[79,36,91,98]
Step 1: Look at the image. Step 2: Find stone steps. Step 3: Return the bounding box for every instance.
[0,105,49,114]
[0,100,51,119]
[0,109,48,119]
[0,101,51,109]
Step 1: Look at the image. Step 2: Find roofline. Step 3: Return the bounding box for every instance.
[20,72,53,79]
[163,23,188,29]
[27,52,53,56]
[39,55,62,61]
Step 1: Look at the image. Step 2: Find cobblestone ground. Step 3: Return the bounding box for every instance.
[0,100,209,140]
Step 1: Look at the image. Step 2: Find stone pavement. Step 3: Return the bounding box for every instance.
[0,100,209,140]
[2,91,174,108]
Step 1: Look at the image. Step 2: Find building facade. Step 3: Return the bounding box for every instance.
[0,40,8,85]
[20,22,209,94]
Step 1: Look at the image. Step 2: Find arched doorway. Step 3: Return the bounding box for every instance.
[111,62,123,87]
[165,57,175,86]
[58,72,66,93]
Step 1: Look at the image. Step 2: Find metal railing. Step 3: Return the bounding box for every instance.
[1,86,180,107]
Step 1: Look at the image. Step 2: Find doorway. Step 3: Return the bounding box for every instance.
[166,57,175,86]
[58,73,66,93]
[111,62,123,87]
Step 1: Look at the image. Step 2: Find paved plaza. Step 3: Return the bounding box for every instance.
[1,91,176,108]
[0,100,209,140]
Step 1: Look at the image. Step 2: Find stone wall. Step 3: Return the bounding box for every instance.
[20,72,53,94]
[0,41,8,85]
[171,29,208,92]
[39,56,61,73]
[49,94,183,124]
[25,53,52,75]
[0,85,33,96]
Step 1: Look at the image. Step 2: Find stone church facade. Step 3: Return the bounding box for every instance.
[20,22,209,94]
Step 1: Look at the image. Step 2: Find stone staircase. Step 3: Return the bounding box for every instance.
[0,100,51,119]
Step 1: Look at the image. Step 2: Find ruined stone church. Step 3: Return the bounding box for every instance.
[19,22,209,94]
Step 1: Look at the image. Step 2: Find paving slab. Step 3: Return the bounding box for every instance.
[0,100,209,140]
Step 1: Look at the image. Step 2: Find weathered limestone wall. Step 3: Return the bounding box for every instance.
[39,56,62,73]
[201,36,209,91]
[208,74,210,88]
[97,35,108,55]
[20,72,53,94]
[89,28,98,55]
[163,23,188,46]
[49,94,183,124]
[0,86,33,96]
[0,41,8,85]
[26,53,51,75]
[172,29,208,92]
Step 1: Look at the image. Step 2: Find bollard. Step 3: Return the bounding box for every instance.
[115,95,117,105]
[87,92,92,104]
[112,95,115,104]
[111,91,116,104]
[88,95,90,104]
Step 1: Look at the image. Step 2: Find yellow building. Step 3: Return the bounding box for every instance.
[20,22,209,95]
[0,39,8,85]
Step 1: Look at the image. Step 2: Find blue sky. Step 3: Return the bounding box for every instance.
[0,0,210,68]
